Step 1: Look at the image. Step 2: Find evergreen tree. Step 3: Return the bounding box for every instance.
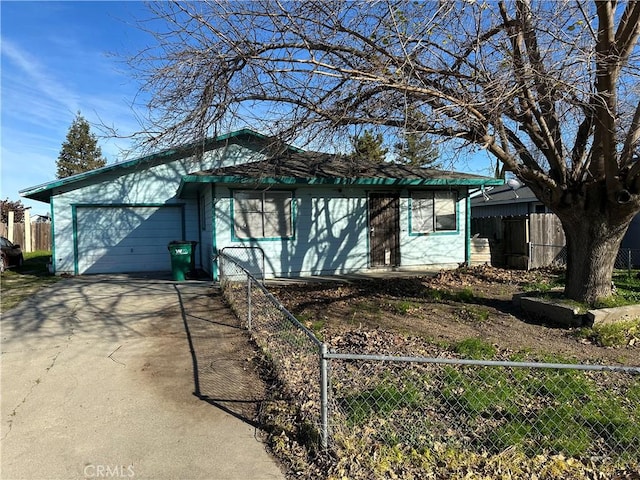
[348,130,388,164]
[56,113,106,178]
[394,132,440,168]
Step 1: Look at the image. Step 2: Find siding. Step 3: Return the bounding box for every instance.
[400,192,467,267]
[621,214,640,250]
[214,186,468,278]
[50,144,265,275]
[472,202,531,218]
[215,186,369,277]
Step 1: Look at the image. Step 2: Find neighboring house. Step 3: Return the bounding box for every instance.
[621,213,640,250]
[471,182,639,269]
[21,129,502,280]
[470,182,551,218]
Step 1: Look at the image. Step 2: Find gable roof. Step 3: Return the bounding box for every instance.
[20,129,291,203]
[177,151,503,196]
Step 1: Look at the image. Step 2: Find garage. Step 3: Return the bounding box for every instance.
[18,130,325,277]
[75,205,184,274]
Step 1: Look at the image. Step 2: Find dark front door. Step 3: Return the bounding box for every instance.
[369,193,400,267]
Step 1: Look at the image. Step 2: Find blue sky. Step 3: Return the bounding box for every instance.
[1,1,151,215]
[1,1,496,217]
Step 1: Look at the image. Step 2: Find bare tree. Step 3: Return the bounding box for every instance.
[131,0,640,303]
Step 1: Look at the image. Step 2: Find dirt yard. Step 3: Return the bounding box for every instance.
[270,265,640,367]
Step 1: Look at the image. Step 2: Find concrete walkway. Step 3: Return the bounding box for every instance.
[1,275,285,480]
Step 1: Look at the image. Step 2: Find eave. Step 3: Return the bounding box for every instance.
[177,174,504,198]
[19,129,294,203]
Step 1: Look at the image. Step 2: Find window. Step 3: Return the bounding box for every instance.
[411,191,457,233]
[233,190,293,239]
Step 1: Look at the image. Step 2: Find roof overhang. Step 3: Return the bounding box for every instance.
[19,129,295,203]
[177,174,504,198]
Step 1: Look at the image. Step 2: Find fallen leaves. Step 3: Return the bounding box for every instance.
[251,266,640,479]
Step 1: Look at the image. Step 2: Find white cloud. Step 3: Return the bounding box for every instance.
[1,39,80,114]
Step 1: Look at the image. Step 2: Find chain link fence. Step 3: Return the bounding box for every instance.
[529,244,640,271]
[615,248,640,270]
[327,354,639,477]
[218,251,640,477]
[219,251,327,443]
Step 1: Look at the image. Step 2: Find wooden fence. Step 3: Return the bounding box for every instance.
[0,222,52,252]
[528,213,566,269]
[471,213,565,270]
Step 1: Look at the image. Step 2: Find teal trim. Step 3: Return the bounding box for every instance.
[232,236,291,242]
[197,195,203,269]
[50,198,56,273]
[466,192,471,266]
[178,175,503,196]
[365,191,371,268]
[71,205,79,275]
[211,185,218,281]
[229,189,296,242]
[21,129,301,202]
[408,190,461,236]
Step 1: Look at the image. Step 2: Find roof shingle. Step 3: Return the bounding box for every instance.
[192,150,492,181]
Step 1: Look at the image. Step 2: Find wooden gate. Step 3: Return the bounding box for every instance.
[471,214,566,269]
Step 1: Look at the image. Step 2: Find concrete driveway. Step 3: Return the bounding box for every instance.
[1,276,285,480]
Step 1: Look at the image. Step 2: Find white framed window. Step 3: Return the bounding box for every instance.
[233,190,293,239]
[411,191,457,233]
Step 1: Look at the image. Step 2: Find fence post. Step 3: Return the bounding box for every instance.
[628,249,632,277]
[320,343,329,449]
[247,276,252,331]
[24,209,32,253]
[7,211,14,243]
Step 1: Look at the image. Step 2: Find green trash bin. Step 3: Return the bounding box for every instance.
[168,241,193,281]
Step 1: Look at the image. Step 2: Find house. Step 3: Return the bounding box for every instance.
[21,129,502,280]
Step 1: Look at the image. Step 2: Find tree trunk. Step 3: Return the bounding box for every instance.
[559,212,630,305]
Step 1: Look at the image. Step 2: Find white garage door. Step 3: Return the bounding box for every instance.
[76,206,183,274]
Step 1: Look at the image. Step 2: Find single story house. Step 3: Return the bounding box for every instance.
[21,129,502,280]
